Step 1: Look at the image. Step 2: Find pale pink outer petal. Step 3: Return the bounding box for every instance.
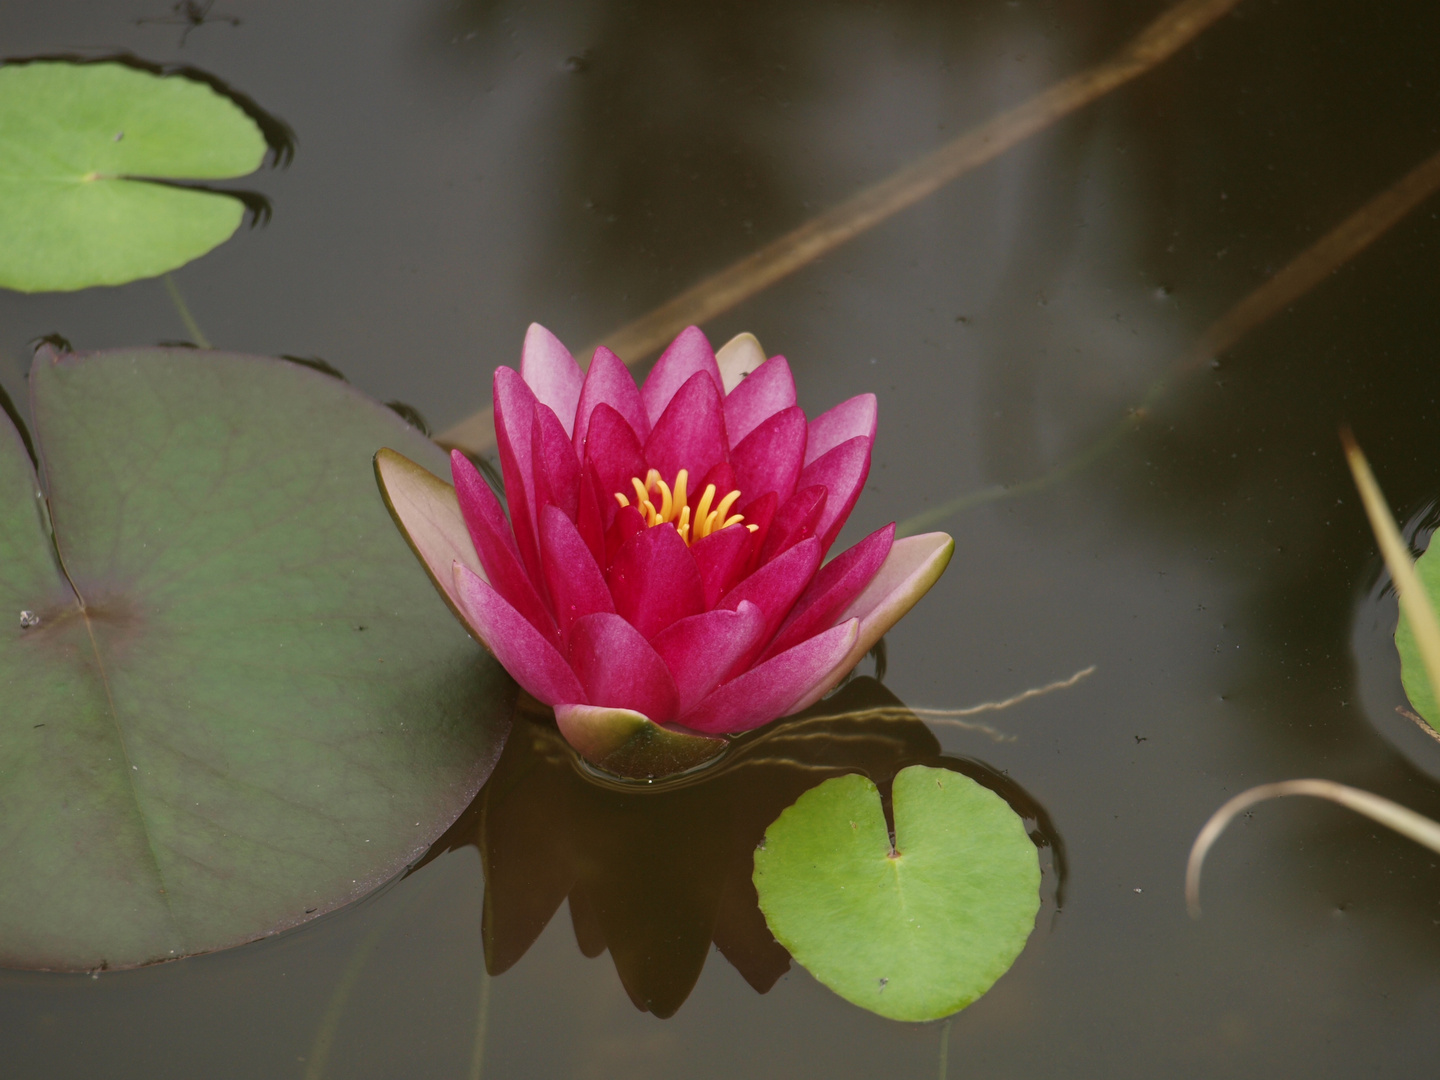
[716,332,767,394]
[452,562,586,707]
[786,532,955,715]
[520,323,584,437]
[723,355,796,446]
[805,393,877,467]
[553,704,726,777]
[650,601,766,715]
[677,619,859,734]
[640,325,722,426]
[374,448,482,624]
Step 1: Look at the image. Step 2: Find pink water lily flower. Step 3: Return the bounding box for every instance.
[376,324,952,777]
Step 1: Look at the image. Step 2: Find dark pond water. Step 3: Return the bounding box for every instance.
[6,0,1440,1075]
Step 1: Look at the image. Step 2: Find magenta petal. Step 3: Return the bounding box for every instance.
[797,435,872,555]
[730,405,807,510]
[575,464,606,565]
[520,323,584,438]
[492,367,544,584]
[574,345,649,455]
[452,563,584,706]
[762,523,894,661]
[757,484,827,565]
[723,355,796,446]
[678,619,860,734]
[643,370,728,485]
[717,535,821,655]
[568,612,680,722]
[583,403,648,510]
[805,393,877,467]
[641,325,722,427]
[540,503,615,646]
[608,522,705,640]
[452,450,559,646]
[605,503,646,570]
[651,601,766,715]
[530,402,581,523]
[690,522,753,608]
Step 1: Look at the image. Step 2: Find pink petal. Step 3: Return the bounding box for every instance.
[608,522,705,640]
[573,345,649,455]
[492,367,544,585]
[678,619,860,734]
[643,370,728,486]
[640,325,722,427]
[805,393,877,467]
[757,484,827,565]
[530,402,581,522]
[730,405,807,513]
[452,563,584,706]
[723,355,796,446]
[787,532,954,714]
[583,403,648,513]
[575,464,606,566]
[520,323,584,438]
[568,612,680,722]
[738,490,777,574]
[539,503,615,647]
[690,522,753,608]
[452,450,559,646]
[762,523,894,661]
[797,435,872,555]
[717,536,821,660]
[650,601,766,715]
[604,503,646,571]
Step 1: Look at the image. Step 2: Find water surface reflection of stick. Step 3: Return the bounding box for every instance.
[439,0,1245,453]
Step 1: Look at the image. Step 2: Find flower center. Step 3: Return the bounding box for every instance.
[613,468,757,546]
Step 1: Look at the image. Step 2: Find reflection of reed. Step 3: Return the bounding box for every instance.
[438,0,1243,454]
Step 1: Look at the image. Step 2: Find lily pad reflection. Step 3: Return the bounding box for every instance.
[419,676,1062,1018]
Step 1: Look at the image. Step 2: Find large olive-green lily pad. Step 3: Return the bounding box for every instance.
[0,346,513,971]
[0,61,268,292]
[1398,541,1440,728]
[753,765,1039,1021]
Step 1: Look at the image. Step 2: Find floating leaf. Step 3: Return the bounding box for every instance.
[753,764,1039,1021]
[0,61,268,292]
[0,347,513,971]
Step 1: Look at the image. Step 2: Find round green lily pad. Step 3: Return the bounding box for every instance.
[753,764,1039,1021]
[1398,541,1440,729]
[0,61,268,292]
[0,346,512,971]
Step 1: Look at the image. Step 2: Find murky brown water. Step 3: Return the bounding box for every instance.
[5,0,1440,1076]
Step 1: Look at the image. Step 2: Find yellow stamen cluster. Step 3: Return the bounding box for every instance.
[614,468,757,546]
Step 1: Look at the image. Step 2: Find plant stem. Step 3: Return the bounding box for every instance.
[163,274,211,349]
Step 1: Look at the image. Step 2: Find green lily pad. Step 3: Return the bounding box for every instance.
[1398,541,1440,728]
[753,764,1039,1021]
[0,346,513,972]
[0,61,268,292]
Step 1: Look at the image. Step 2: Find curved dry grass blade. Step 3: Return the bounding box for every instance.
[438,0,1243,453]
[1186,779,1440,918]
[1342,431,1440,713]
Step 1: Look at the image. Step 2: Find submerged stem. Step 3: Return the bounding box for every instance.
[163,274,211,349]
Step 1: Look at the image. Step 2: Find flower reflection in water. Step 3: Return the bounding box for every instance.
[417,676,1064,1018]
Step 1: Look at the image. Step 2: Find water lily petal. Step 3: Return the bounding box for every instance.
[452,562,584,706]
[641,325,722,427]
[723,355,796,446]
[492,366,544,585]
[575,462,606,566]
[568,612,680,722]
[609,521,705,640]
[739,490,777,574]
[678,618,859,734]
[540,503,615,647]
[762,523,894,661]
[757,484,827,565]
[531,402,581,522]
[651,601,766,715]
[717,536,821,658]
[716,332,767,394]
[797,434,872,555]
[787,532,954,714]
[690,522,753,608]
[604,502,646,571]
[805,393,877,467]
[583,403,648,512]
[730,405,807,512]
[574,344,649,455]
[553,704,726,779]
[451,450,560,646]
[644,370,728,486]
[520,323,583,438]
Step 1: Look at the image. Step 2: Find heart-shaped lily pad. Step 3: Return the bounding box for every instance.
[753,764,1039,1021]
[0,347,513,971]
[0,60,268,292]
[1397,540,1440,729]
